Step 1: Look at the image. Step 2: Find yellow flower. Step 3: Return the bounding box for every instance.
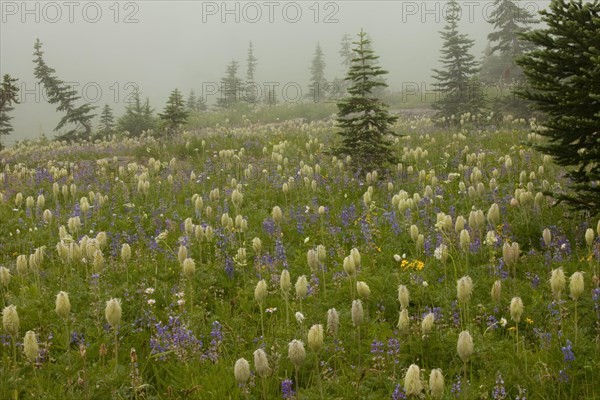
[525,317,533,325]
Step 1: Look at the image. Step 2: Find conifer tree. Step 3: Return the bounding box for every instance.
[486,0,537,116]
[159,89,188,134]
[97,104,115,138]
[117,91,156,137]
[217,61,242,108]
[333,29,399,172]
[0,74,19,149]
[431,0,483,123]
[33,39,95,141]
[338,34,354,95]
[187,90,198,112]
[516,0,600,212]
[487,0,537,81]
[263,87,278,106]
[308,43,327,102]
[245,42,259,103]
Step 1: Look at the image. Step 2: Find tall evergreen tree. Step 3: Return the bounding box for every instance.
[245,42,259,103]
[187,90,198,112]
[339,34,353,71]
[97,104,115,138]
[263,87,278,106]
[217,61,242,109]
[117,91,156,136]
[486,0,538,116]
[0,74,19,149]
[333,29,399,172]
[338,34,354,95]
[431,0,483,122]
[159,89,188,134]
[516,0,600,212]
[487,0,537,82]
[308,43,327,102]
[33,39,95,141]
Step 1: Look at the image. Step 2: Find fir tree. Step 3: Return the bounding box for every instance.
[33,39,95,141]
[245,42,259,103]
[97,104,115,138]
[263,87,278,106]
[308,43,327,102]
[159,89,188,134]
[487,0,537,81]
[338,34,354,95]
[431,0,483,123]
[486,0,538,116]
[516,0,600,212]
[117,91,156,137]
[217,61,242,108]
[333,29,399,172]
[0,74,19,149]
[187,90,198,112]
[186,90,207,112]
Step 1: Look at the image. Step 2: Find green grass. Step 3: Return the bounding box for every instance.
[0,114,599,399]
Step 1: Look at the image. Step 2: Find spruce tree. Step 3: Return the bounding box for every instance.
[159,89,188,134]
[431,0,483,123]
[487,0,537,78]
[308,43,327,102]
[245,42,259,103]
[217,61,242,109]
[117,91,156,137]
[97,104,115,138]
[516,0,600,212]
[338,34,354,95]
[333,29,399,172]
[486,0,537,116]
[0,74,19,149]
[263,87,278,106]
[187,90,198,112]
[33,39,95,141]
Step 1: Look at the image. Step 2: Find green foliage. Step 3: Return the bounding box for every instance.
[159,89,189,135]
[217,61,243,109]
[96,104,115,139]
[0,74,19,149]
[308,42,327,102]
[245,42,259,104]
[431,0,484,122]
[0,116,599,399]
[333,29,399,172]
[484,0,538,117]
[117,91,157,137]
[516,0,600,214]
[186,90,207,113]
[33,39,96,141]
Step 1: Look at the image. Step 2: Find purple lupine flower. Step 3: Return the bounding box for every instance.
[281,379,295,399]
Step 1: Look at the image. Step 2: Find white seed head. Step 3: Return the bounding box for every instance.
[356,281,371,299]
[510,297,524,323]
[457,276,473,304]
[253,348,270,378]
[327,308,339,334]
[23,330,39,363]
[280,269,291,294]
[105,298,122,328]
[569,271,584,301]
[457,330,473,363]
[55,291,71,320]
[421,312,435,335]
[288,339,306,368]
[352,299,364,327]
[404,364,423,396]
[295,275,308,299]
[2,305,19,336]
[429,368,445,399]
[307,324,324,351]
[254,279,268,305]
[234,357,251,385]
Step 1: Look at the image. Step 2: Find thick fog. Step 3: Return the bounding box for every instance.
[0,1,548,145]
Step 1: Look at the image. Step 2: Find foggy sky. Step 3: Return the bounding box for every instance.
[0,1,549,145]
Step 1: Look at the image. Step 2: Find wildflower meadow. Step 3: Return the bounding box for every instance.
[1,114,599,399]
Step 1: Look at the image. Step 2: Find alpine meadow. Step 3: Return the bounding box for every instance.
[1,0,600,399]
